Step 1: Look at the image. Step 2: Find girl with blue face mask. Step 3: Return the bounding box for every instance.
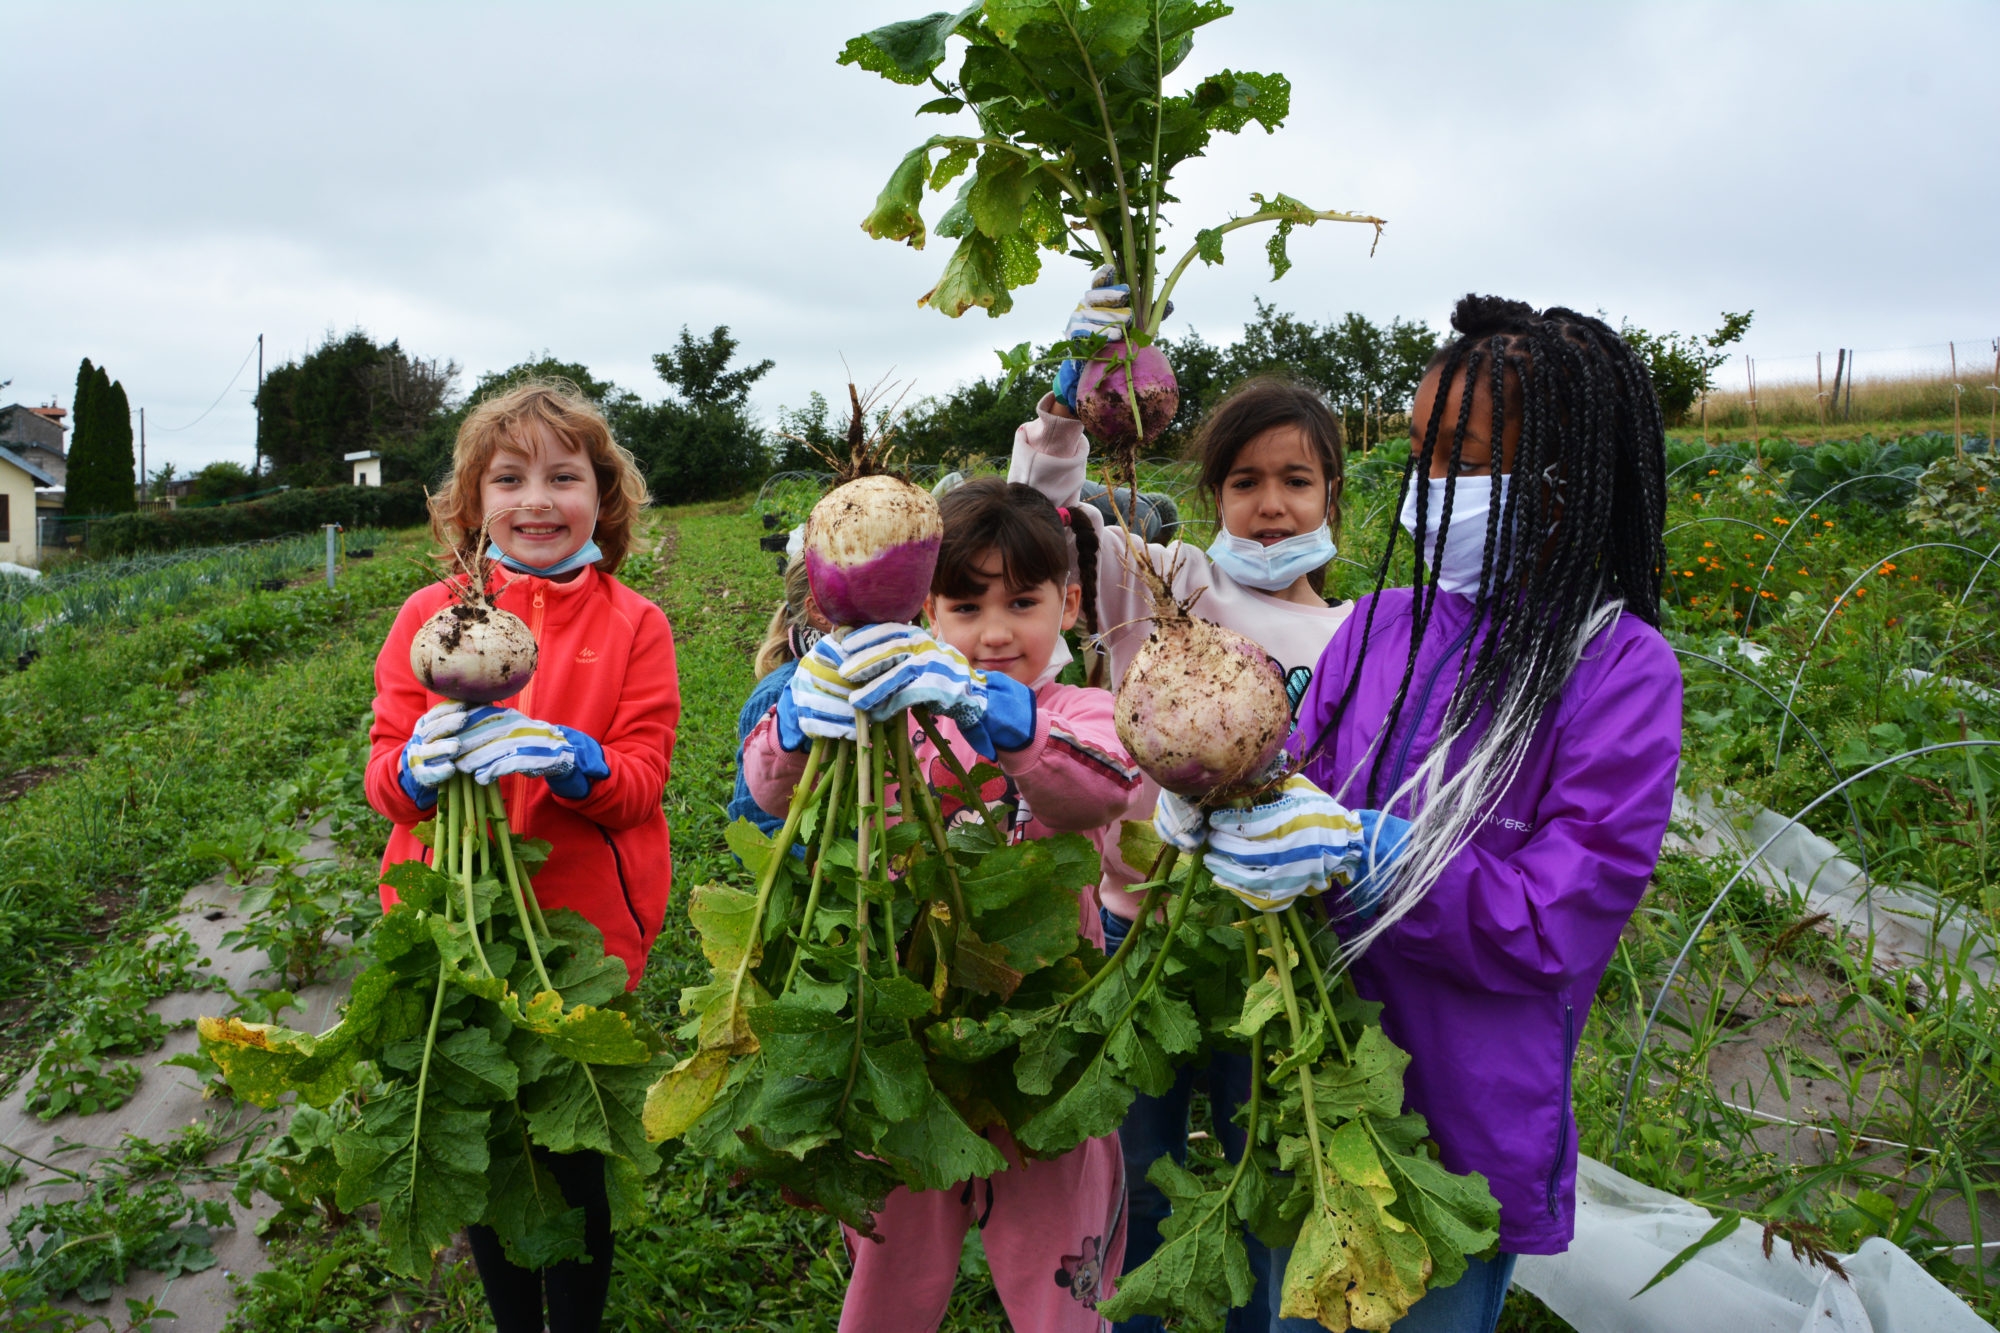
[1011,362,1352,1333]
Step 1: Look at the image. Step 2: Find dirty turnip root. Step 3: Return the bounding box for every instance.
[1114,610,1290,801]
[410,595,538,704]
[1077,343,1180,456]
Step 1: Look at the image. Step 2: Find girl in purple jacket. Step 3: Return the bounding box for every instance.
[1172,296,1683,1332]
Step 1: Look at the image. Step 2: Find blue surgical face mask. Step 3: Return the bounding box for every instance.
[1206,521,1337,592]
[488,538,603,579]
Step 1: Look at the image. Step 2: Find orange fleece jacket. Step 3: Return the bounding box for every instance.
[365,564,680,987]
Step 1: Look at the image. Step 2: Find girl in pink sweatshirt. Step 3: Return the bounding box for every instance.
[743,476,1143,1333]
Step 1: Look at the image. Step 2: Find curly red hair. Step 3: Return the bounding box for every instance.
[429,380,650,574]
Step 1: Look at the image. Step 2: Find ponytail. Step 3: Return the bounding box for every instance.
[1062,505,1108,687]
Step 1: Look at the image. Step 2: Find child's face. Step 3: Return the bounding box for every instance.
[1412,363,1522,479]
[479,425,600,568]
[924,549,1082,688]
[1218,423,1331,543]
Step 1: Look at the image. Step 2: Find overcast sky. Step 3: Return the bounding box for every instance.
[4,2,1996,476]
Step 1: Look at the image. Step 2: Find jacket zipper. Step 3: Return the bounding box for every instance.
[510,587,549,832]
[1547,996,1576,1216]
[1385,615,1479,794]
[598,827,643,938]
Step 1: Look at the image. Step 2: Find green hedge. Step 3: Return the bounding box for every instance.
[88,483,430,555]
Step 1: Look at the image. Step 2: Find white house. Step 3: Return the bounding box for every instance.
[0,444,58,566]
[346,450,382,486]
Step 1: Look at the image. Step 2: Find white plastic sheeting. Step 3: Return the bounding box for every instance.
[1668,787,1995,987]
[1513,1157,1995,1333]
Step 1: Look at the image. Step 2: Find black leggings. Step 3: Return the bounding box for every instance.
[465,1149,613,1333]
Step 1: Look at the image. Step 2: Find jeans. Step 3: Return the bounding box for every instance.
[1268,1249,1517,1333]
[1101,907,1275,1333]
[465,1148,613,1333]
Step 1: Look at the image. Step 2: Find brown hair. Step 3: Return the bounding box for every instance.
[933,477,1100,642]
[753,557,818,679]
[1192,376,1345,545]
[428,380,650,574]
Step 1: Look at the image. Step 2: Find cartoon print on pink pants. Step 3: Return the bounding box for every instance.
[1053,1234,1104,1307]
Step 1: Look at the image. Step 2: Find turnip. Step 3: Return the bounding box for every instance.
[409,593,538,703]
[1076,345,1180,455]
[1114,610,1289,801]
[803,474,942,629]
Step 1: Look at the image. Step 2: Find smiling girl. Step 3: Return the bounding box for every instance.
[364,380,678,1333]
[743,477,1142,1332]
[1012,289,1353,1330]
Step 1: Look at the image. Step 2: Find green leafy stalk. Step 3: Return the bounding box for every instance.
[485,779,548,938]
[870,722,903,977]
[451,776,495,979]
[889,720,969,927]
[1261,913,1329,1203]
[485,779,554,994]
[1151,201,1385,336]
[403,963,452,1237]
[1056,0,1143,326]
[914,708,1007,842]
[838,723,876,1125]
[1056,844,1176,1011]
[1283,904,1350,1061]
[784,739,854,994]
[728,737,830,1015]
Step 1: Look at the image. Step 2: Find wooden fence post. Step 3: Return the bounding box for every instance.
[1952,342,1964,461]
[1815,351,1827,446]
[1748,357,1761,466]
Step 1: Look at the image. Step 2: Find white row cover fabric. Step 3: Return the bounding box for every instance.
[1513,1156,1995,1333]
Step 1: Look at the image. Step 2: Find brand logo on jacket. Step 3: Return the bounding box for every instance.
[576,648,598,663]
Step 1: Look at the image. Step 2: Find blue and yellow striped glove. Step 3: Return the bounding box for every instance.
[399,700,470,808]
[841,624,989,730]
[1161,776,1387,914]
[777,635,860,749]
[453,707,609,798]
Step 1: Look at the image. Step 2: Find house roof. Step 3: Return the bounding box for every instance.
[343,450,381,462]
[0,444,58,487]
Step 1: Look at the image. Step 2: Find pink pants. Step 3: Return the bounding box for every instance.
[839,1129,1127,1333]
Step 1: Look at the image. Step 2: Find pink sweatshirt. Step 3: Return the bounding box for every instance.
[743,679,1144,942]
[1008,394,1354,915]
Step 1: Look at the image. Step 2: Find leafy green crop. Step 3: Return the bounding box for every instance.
[199,773,672,1277]
[656,710,1497,1329]
[843,1,1383,381]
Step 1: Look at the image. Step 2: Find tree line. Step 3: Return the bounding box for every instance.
[63,305,1749,511]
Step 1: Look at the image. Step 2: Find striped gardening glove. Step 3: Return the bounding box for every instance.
[778,634,860,749]
[841,624,989,730]
[400,701,471,808]
[1198,775,1380,914]
[453,706,609,799]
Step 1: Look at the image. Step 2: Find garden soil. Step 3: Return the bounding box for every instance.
[0,822,355,1332]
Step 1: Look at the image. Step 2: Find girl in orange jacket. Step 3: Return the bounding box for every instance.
[363,380,678,1333]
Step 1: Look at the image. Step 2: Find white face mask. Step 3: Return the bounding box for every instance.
[1398,475,1510,598]
[1031,633,1074,690]
[1206,521,1337,592]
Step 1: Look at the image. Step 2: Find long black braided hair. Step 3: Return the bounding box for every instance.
[1307,294,1667,960]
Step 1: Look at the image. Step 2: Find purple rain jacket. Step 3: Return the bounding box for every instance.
[1285,586,1682,1255]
